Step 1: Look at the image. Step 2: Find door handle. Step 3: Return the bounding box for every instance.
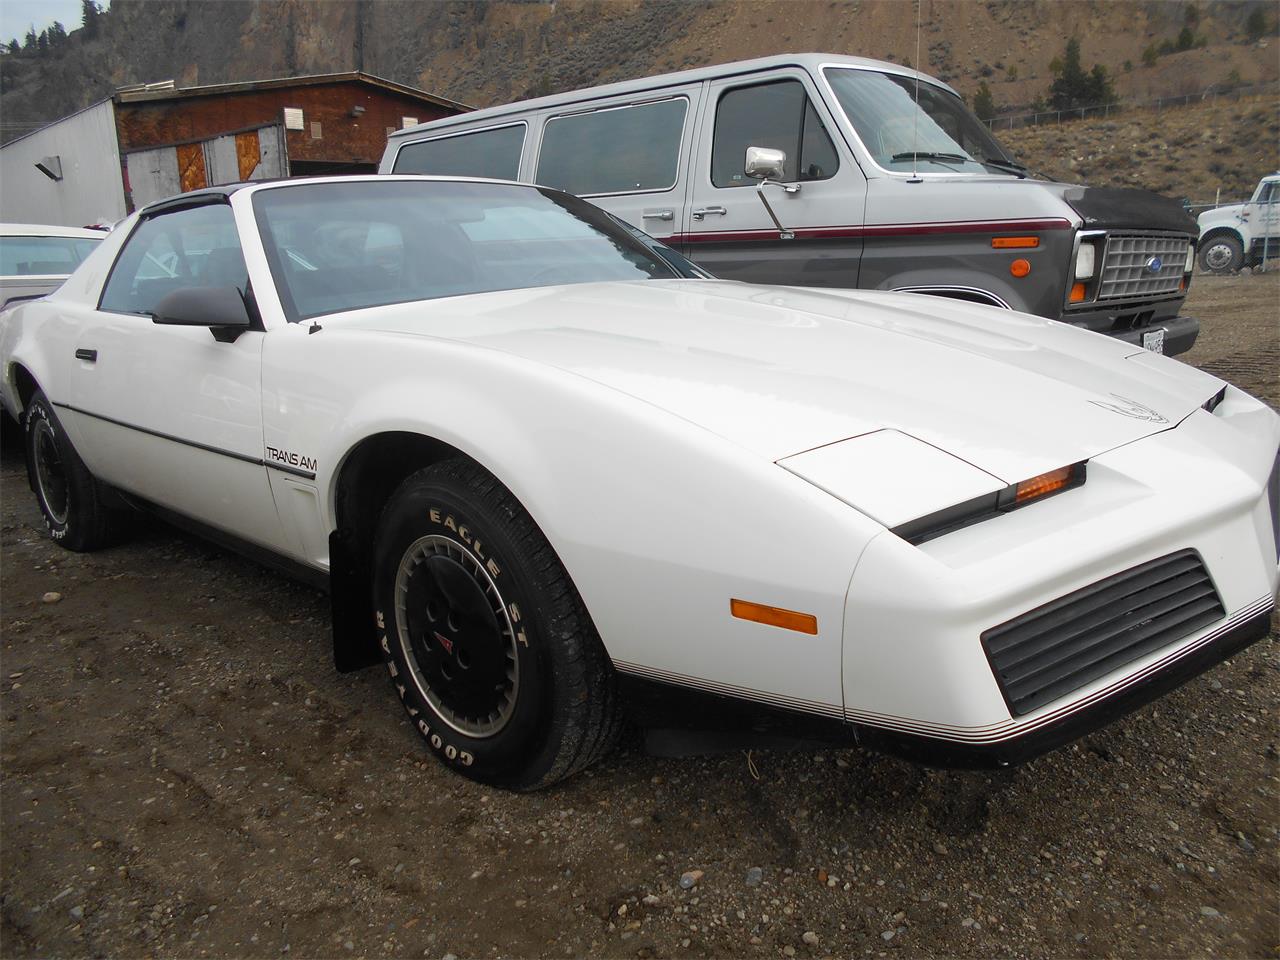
[692,206,727,220]
[642,208,674,221]
[74,348,97,363]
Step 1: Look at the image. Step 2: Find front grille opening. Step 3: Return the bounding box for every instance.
[981,550,1225,716]
[1098,234,1189,302]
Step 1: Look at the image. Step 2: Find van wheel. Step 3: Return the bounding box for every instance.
[372,460,621,790]
[1198,234,1243,273]
[23,390,125,551]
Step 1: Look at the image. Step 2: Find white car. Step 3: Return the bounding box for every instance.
[2,176,1276,790]
[0,223,105,310]
[1196,172,1280,273]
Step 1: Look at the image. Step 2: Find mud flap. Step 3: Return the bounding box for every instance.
[330,531,381,672]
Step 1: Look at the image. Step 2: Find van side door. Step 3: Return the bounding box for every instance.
[532,86,702,242]
[682,70,868,287]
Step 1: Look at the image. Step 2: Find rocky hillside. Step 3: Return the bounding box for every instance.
[1,0,1276,204]
[1001,94,1279,203]
[2,0,1277,139]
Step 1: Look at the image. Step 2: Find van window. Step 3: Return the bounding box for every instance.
[711,80,839,188]
[393,124,526,180]
[537,98,687,196]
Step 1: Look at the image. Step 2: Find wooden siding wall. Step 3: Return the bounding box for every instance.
[116,81,461,167]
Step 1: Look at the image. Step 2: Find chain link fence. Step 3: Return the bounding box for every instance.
[983,80,1279,132]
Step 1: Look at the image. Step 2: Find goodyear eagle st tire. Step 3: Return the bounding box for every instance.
[372,459,621,790]
[23,390,124,552]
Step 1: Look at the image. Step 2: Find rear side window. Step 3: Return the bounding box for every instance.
[0,236,100,276]
[536,98,687,196]
[100,203,247,316]
[711,80,839,188]
[392,124,526,181]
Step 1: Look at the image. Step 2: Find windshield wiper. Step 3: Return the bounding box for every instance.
[978,155,1029,178]
[891,151,969,167]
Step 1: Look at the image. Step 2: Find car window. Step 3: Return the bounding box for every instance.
[0,235,100,276]
[253,179,680,322]
[537,98,687,196]
[1256,182,1277,204]
[711,80,839,188]
[100,203,248,316]
[392,124,526,181]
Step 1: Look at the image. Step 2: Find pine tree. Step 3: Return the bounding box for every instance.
[82,0,102,38]
[973,81,996,122]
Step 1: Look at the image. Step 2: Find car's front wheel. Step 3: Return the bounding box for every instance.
[1198,233,1243,273]
[372,459,621,789]
[23,390,125,551]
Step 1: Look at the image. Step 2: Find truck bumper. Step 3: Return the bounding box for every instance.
[1064,312,1200,357]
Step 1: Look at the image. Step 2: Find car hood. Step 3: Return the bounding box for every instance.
[337,281,1222,481]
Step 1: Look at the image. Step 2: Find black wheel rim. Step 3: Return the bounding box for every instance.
[394,535,519,738]
[31,418,69,526]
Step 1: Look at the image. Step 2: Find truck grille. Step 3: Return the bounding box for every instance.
[982,550,1224,716]
[1098,234,1189,301]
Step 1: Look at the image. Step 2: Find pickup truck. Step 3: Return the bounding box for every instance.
[1197,172,1280,273]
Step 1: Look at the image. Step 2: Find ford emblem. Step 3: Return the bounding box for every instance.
[1145,256,1163,273]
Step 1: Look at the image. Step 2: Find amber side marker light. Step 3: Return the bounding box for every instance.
[730,599,818,635]
[1015,465,1077,504]
[1069,282,1087,303]
[1010,258,1032,278]
[992,236,1039,249]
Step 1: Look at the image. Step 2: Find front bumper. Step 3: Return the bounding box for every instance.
[854,601,1272,768]
[841,386,1280,768]
[1062,310,1199,357]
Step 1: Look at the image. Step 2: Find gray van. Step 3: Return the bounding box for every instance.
[380,54,1200,356]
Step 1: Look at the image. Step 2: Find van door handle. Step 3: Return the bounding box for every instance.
[642,208,674,221]
[74,348,97,363]
[691,206,727,220]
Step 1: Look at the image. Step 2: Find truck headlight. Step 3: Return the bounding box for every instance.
[1184,243,1195,272]
[1074,242,1096,280]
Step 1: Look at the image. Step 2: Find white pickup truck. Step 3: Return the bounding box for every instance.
[1196,173,1280,273]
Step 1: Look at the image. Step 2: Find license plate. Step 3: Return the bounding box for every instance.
[1142,328,1166,354]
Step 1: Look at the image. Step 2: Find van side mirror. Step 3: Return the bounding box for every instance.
[745,146,788,181]
[744,146,800,241]
[151,286,253,343]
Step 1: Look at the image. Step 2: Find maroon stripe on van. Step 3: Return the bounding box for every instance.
[670,218,1073,244]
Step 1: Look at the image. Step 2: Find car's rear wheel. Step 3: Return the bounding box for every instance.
[23,390,125,551]
[372,459,621,789]
[1198,233,1243,273]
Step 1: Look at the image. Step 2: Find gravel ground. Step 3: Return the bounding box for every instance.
[1,274,1277,959]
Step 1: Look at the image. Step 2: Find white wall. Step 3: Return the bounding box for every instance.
[0,100,128,227]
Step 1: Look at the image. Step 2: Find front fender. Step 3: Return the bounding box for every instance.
[263,324,885,716]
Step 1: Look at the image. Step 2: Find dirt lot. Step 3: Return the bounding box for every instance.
[2,273,1277,960]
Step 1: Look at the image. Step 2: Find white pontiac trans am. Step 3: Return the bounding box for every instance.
[2,176,1276,789]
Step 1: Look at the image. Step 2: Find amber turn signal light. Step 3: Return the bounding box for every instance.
[1015,465,1076,504]
[991,236,1040,249]
[1069,282,1087,302]
[1010,258,1031,278]
[730,599,818,635]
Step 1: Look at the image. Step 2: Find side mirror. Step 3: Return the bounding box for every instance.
[745,146,787,181]
[152,286,253,343]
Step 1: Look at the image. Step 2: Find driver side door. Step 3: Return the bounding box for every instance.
[64,198,286,550]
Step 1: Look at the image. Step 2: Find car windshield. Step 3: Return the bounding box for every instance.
[252,179,685,321]
[823,67,1017,175]
[0,235,100,276]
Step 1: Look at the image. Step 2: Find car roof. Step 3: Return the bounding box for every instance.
[0,223,108,239]
[387,53,956,142]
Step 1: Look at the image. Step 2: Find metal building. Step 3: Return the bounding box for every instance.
[1,72,469,227]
